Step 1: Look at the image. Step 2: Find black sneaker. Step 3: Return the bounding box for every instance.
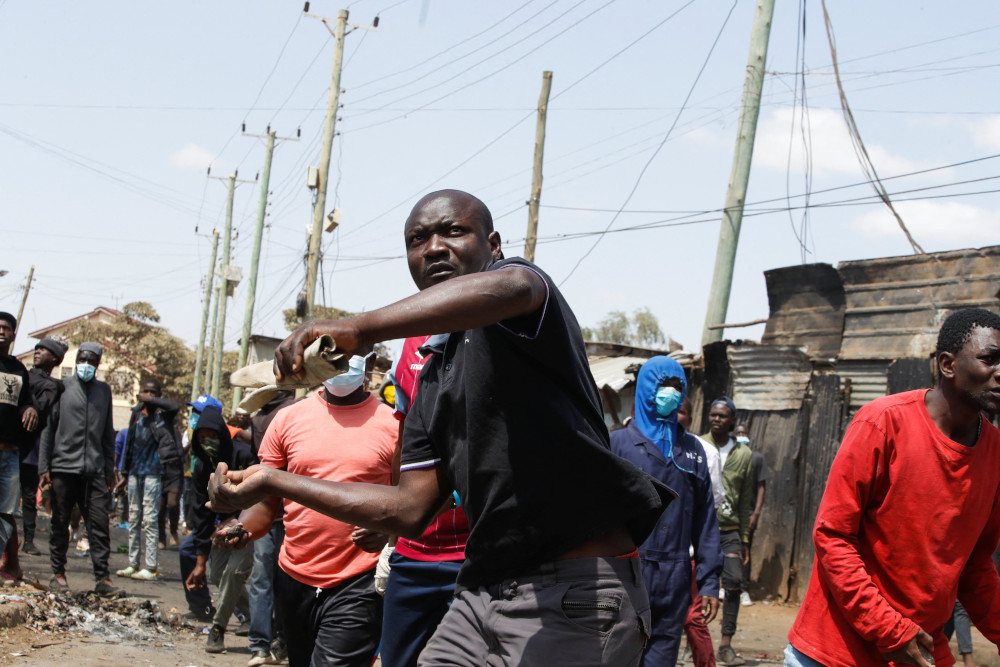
[270,636,288,663]
[182,604,217,623]
[206,624,225,653]
[235,619,251,636]
[95,580,125,598]
[21,542,41,556]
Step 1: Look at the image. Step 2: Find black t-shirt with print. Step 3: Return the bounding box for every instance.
[0,356,31,444]
[401,258,674,588]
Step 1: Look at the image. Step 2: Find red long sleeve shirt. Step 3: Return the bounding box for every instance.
[789,390,1000,667]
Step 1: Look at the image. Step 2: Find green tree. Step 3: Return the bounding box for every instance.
[69,302,194,405]
[583,308,668,349]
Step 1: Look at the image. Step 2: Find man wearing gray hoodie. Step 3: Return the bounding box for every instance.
[39,342,123,598]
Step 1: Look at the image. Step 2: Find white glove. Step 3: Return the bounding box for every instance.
[374,543,393,596]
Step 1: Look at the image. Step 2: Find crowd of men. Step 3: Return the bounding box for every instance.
[1,189,999,667]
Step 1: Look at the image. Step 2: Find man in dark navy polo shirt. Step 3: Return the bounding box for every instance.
[210,189,673,666]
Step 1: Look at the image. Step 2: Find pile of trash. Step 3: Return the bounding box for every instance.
[9,588,181,642]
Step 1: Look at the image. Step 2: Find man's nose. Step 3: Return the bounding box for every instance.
[424,233,448,256]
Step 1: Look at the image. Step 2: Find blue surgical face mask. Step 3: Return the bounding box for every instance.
[736,435,750,445]
[654,386,682,418]
[188,412,200,431]
[76,363,96,382]
[324,352,375,397]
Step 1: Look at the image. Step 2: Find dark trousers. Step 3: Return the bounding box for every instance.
[720,530,743,638]
[380,553,462,667]
[19,462,38,546]
[158,466,181,543]
[49,472,112,581]
[275,566,383,667]
[179,533,214,616]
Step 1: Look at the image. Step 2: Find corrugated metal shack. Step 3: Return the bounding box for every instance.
[701,244,1000,601]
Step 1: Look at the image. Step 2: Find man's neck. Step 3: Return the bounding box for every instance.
[35,363,56,375]
[322,387,369,407]
[711,431,731,448]
[925,385,981,446]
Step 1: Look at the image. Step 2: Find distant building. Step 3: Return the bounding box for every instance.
[16,306,138,430]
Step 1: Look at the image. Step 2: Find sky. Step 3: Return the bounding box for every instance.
[2,0,999,359]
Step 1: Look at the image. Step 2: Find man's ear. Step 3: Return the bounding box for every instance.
[488,231,502,259]
[938,351,957,380]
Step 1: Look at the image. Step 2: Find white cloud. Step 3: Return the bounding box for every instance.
[168,143,216,171]
[972,115,1000,151]
[754,108,922,178]
[848,200,1000,245]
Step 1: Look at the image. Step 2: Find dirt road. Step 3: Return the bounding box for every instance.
[0,514,995,666]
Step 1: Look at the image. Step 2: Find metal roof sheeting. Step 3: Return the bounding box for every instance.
[836,359,889,414]
[727,345,812,411]
[838,245,1000,360]
[762,263,845,360]
[588,355,648,392]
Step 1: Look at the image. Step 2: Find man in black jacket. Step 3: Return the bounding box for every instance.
[39,342,122,598]
[0,312,38,575]
[179,406,256,653]
[114,378,180,581]
[16,337,66,560]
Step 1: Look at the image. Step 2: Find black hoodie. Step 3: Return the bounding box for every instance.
[189,406,257,557]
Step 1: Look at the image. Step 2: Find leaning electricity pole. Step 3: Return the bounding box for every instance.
[191,230,220,401]
[12,265,34,344]
[524,71,552,263]
[209,171,254,399]
[701,0,775,346]
[304,8,349,321]
[232,127,299,412]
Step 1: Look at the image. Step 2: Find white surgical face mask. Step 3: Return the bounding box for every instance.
[324,352,375,397]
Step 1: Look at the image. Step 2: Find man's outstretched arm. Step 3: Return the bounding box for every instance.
[209,463,449,540]
[274,266,545,382]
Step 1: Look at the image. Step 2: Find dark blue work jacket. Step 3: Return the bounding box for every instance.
[610,421,723,599]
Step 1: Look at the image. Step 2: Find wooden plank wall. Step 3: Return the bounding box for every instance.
[788,373,846,601]
[745,408,804,599]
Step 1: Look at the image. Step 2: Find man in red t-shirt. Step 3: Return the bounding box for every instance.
[377,335,470,667]
[786,308,1000,667]
[219,351,396,667]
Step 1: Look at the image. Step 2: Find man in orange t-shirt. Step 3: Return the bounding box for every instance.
[220,350,396,667]
[786,308,1000,667]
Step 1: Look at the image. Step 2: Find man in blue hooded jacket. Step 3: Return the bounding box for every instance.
[611,356,723,666]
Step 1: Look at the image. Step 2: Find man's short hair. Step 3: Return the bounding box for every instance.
[936,308,1000,357]
[0,312,15,330]
[141,377,163,393]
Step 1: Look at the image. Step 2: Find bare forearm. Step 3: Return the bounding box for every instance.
[353,269,545,348]
[238,497,281,539]
[263,469,440,538]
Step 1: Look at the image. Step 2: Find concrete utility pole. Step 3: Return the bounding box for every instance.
[524,71,553,263]
[232,128,297,412]
[205,282,221,395]
[12,265,34,344]
[304,9,349,320]
[191,230,220,401]
[211,174,238,399]
[701,0,775,347]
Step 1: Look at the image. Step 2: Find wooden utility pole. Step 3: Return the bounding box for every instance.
[701,0,775,346]
[304,9,349,320]
[191,230,219,400]
[524,71,553,263]
[232,128,298,412]
[12,265,34,344]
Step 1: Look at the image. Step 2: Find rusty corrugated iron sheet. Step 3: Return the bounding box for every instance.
[728,344,812,411]
[761,263,845,360]
[836,359,889,414]
[838,245,1000,360]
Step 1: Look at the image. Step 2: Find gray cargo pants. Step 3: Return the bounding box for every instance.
[418,556,650,666]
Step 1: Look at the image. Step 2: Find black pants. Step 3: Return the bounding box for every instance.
[274,566,382,667]
[50,473,112,581]
[158,465,181,542]
[19,462,38,546]
[720,529,743,638]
